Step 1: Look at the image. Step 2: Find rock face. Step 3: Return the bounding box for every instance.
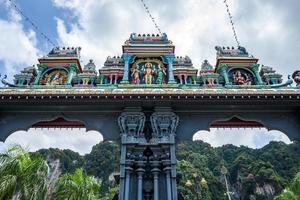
[46,159,62,198]
[255,184,275,199]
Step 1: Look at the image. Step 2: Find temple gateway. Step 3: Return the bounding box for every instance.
[1,33,300,200]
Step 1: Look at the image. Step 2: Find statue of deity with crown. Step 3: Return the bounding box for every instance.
[142,62,156,84]
[156,64,166,84]
[131,66,141,84]
[234,70,251,85]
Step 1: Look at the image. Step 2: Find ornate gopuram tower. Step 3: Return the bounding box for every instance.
[1,33,300,200]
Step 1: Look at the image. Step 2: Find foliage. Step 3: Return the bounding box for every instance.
[30,140,300,200]
[84,141,119,194]
[36,148,83,173]
[51,168,100,200]
[0,145,49,200]
[275,171,300,200]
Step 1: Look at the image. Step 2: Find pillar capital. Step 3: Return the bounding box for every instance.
[151,167,161,175]
[118,112,145,137]
[250,63,260,72]
[121,53,134,84]
[162,54,176,84]
[68,63,77,72]
[150,112,179,137]
[122,53,134,62]
[162,54,175,63]
[37,64,47,72]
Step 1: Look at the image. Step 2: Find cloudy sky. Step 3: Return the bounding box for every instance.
[0,0,298,154]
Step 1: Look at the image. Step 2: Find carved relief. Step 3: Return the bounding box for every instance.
[130,58,166,85]
[40,69,68,85]
[150,112,179,137]
[118,112,145,136]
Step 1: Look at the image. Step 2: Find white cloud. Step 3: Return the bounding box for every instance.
[0,4,40,79]
[52,0,234,68]
[193,128,291,149]
[52,0,299,78]
[3,128,103,155]
[0,142,6,153]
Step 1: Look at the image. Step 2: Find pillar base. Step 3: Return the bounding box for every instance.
[167,81,177,84]
[120,81,130,84]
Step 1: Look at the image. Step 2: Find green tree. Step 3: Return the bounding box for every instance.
[84,141,119,194]
[275,171,300,200]
[51,168,100,200]
[0,145,49,200]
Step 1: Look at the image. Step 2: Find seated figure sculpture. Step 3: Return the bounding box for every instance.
[234,70,251,85]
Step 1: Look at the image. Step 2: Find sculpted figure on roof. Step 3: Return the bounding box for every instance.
[142,62,156,84]
[215,46,248,57]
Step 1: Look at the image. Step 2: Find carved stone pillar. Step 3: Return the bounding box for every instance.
[118,110,145,200]
[151,165,161,200]
[151,109,179,200]
[219,64,229,85]
[121,53,133,84]
[124,166,133,200]
[164,167,172,200]
[33,64,46,85]
[136,159,146,200]
[184,74,187,84]
[136,169,145,200]
[109,74,113,84]
[67,63,77,85]
[163,54,176,84]
[251,64,263,85]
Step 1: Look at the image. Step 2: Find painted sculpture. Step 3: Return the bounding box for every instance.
[142,62,155,84]
[292,70,300,87]
[0,33,296,89]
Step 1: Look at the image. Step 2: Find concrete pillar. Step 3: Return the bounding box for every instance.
[67,64,77,85]
[251,64,263,85]
[163,54,176,84]
[164,167,172,200]
[121,53,133,84]
[219,64,229,85]
[136,168,145,200]
[124,167,133,200]
[184,75,187,84]
[152,168,161,200]
[33,64,46,85]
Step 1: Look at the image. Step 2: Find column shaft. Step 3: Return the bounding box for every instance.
[137,176,143,200]
[165,171,172,200]
[153,174,159,200]
[124,171,131,200]
[121,54,133,83]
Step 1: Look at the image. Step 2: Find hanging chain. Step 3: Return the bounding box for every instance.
[7,0,57,47]
[139,0,163,35]
[223,0,241,47]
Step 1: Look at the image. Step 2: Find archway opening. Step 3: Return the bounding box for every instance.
[178,117,297,200]
[1,117,104,155]
[193,128,291,148]
[192,117,292,148]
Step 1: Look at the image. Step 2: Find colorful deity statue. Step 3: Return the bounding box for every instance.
[156,64,166,84]
[43,70,66,85]
[234,70,251,85]
[131,66,141,84]
[292,70,300,87]
[142,62,156,84]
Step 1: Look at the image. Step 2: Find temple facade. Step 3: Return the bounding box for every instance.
[1,33,300,200]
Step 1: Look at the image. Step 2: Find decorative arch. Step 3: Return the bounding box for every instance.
[176,113,300,142]
[0,113,120,142]
[39,67,69,85]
